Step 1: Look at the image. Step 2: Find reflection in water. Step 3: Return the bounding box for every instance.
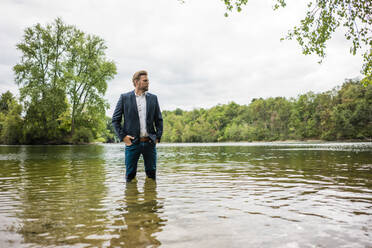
[110,179,166,247]
[0,145,110,247]
[23,146,108,246]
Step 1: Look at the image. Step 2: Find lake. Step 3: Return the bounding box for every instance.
[0,142,371,247]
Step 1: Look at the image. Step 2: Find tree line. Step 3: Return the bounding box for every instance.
[161,79,372,142]
[1,77,371,145]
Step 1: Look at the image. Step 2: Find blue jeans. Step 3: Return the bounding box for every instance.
[125,141,157,182]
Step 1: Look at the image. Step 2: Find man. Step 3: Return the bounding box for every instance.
[112,70,163,182]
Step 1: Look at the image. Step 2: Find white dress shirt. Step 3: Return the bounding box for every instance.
[135,92,148,137]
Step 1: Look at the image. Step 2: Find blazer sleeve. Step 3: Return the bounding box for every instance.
[154,96,163,142]
[112,94,126,141]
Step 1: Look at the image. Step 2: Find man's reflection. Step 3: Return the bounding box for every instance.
[111,178,166,247]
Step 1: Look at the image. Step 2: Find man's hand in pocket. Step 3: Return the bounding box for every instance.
[123,135,134,146]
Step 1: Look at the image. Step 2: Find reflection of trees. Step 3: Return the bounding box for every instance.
[15,145,109,246]
[110,179,166,247]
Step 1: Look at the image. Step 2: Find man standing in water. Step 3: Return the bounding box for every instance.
[112,70,163,182]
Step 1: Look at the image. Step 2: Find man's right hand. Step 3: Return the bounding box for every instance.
[123,135,135,146]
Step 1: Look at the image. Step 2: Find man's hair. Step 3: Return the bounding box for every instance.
[132,70,148,86]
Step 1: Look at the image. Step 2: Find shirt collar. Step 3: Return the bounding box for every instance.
[134,91,147,97]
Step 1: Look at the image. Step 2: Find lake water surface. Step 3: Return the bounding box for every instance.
[0,142,371,247]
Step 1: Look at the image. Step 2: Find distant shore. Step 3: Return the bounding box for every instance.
[1,138,371,146]
[103,139,372,145]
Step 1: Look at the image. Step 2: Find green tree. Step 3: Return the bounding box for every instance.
[331,79,372,139]
[314,91,337,140]
[14,18,71,143]
[0,91,23,144]
[102,116,116,143]
[13,18,116,144]
[289,92,319,139]
[64,31,116,135]
[0,91,14,113]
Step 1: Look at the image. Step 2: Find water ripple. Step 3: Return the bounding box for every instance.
[0,143,371,247]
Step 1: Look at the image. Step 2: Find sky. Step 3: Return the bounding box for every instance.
[0,0,364,116]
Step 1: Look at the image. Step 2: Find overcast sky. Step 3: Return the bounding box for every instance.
[0,0,363,116]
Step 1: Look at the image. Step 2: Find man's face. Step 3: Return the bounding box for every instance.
[136,75,149,92]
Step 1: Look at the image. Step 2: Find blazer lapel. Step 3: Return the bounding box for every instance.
[145,93,150,121]
[131,91,139,120]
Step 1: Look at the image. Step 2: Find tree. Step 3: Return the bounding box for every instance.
[14,18,71,143]
[13,18,116,144]
[331,79,372,139]
[221,0,371,84]
[64,31,116,135]
[102,116,116,143]
[0,91,14,113]
[0,91,23,144]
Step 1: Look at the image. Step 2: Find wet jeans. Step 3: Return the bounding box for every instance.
[125,141,157,182]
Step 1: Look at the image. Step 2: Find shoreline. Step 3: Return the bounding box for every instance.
[1,139,371,146]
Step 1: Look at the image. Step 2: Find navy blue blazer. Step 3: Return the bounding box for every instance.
[112,90,163,144]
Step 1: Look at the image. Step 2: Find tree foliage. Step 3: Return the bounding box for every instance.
[64,30,116,135]
[13,18,116,144]
[221,0,371,84]
[160,79,372,142]
[0,91,23,144]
